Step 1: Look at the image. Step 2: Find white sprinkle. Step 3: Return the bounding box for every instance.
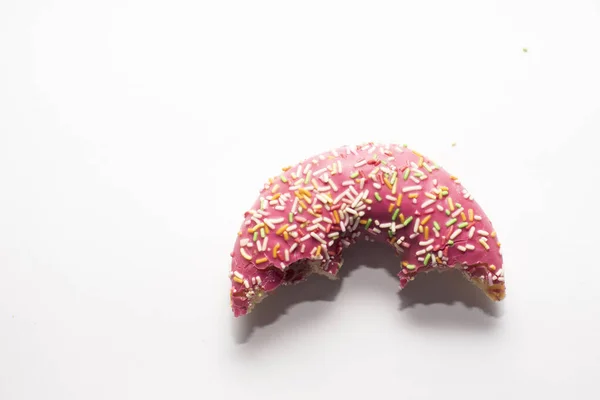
[328,232,339,239]
[296,165,302,178]
[349,186,359,196]
[314,168,327,177]
[386,195,397,202]
[426,245,434,252]
[301,234,311,242]
[354,159,367,168]
[303,163,312,174]
[286,224,298,231]
[402,185,422,193]
[436,204,444,212]
[391,221,396,233]
[451,208,464,218]
[284,249,290,262]
[433,228,440,237]
[346,207,358,216]
[262,237,268,251]
[251,276,256,285]
[421,199,436,209]
[275,205,285,211]
[330,180,338,192]
[409,233,419,239]
[466,244,475,250]
[416,249,427,256]
[270,217,284,224]
[234,271,244,279]
[372,227,381,234]
[317,185,331,192]
[373,182,382,190]
[359,179,366,190]
[478,230,490,236]
[323,217,333,224]
[291,197,299,214]
[414,218,421,233]
[311,232,327,244]
[290,243,298,253]
[337,160,342,173]
[342,180,354,186]
[438,251,443,258]
[240,238,249,247]
[257,240,263,252]
[410,176,421,184]
[457,245,467,252]
[340,221,346,232]
[474,215,482,221]
[300,244,306,253]
[306,224,319,232]
[367,145,376,153]
[269,200,278,206]
[450,229,462,240]
[419,239,434,246]
[380,222,391,229]
[433,179,438,186]
[322,244,330,259]
[352,218,361,231]
[243,279,250,289]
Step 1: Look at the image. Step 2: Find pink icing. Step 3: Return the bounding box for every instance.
[229,143,505,316]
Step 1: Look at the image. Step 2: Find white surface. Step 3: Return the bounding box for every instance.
[1,1,600,399]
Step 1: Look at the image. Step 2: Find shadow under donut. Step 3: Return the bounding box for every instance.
[232,240,502,343]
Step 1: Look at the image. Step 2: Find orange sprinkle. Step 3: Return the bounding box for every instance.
[256,257,268,264]
[384,177,393,190]
[283,231,289,241]
[272,193,281,200]
[299,200,308,210]
[418,157,424,167]
[491,231,496,238]
[461,212,467,221]
[489,265,496,271]
[421,215,431,226]
[360,219,368,225]
[273,243,280,258]
[396,194,403,207]
[448,197,455,211]
[388,203,395,213]
[268,178,274,184]
[439,186,449,191]
[402,261,409,267]
[264,226,270,234]
[468,209,474,221]
[248,223,264,234]
[400,214,405,224]
[424,226,429,240]
[497,242,501,247]
[282,166,291,171]
[233,276,243,283]
[300,188,312,198]
[333,210,340,223]
[408,193,419,199]
[276,224,289,235]
[316,246,322,257]
[450,175,458,181]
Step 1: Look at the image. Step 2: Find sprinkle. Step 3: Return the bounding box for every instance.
[342,180,354,186]
[315,245,322,257]
[365,218,373,230]
[410,176,421,184]
[413,218,421,233]
[474,215,482,221]
[311,232,327,244]
[466,244,475,251]
[436,204,444,212]
[386,195,397,202]
[468,209,474,221]
[391,208,400,221]
[424,253,431,266]
[408,193,419,199]
[419,239,434,246]
[283,231,289,241]
[447,240,454,246]
[271,184,279,194]
[403,168,410,180]
[469,226,475,238]
[286,224,298,231]
[445,209,451,216]
[284,249,290,262]
[276,224,289,235]
[447,197,455,211]
[446,218,457,227]
[478,230,490,236]
[416,249,426,256]
[375,192,382,201]
[479,238,490,250]
[457,245,467,252]
[403,216,413,226]
[457,222,469,229]
[421,199,436,209]
[240,248,252,260]
[450,229,462,240]
[396,194,403,207]
[451,207,464,218]
[433,221,441,231]
[233,275,243,284]
[256,257,268,264]
[406,264,416,271]
[272,243,280,258]
[300,244,306,253]
[354,159,367,168]
[420,215,431,226]
[253,232,259,242]
[424,226,430,240]
[290,243,298,253]
[399,213,405,224]
[350,171,359,179]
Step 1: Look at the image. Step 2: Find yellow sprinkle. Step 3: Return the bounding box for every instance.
[497,241,501,247]
[307,209,319,217]
[468,209,474,221]
[388,203,395,213]
[233,276,243,283]
[238,231,242,236]
[408,193,419,199]
[256,257,268,264]
[240,248,253,261]
[264,225,270,234]
[450,175,458,181]
[461,212,467,221]
[418,225,423,233]
[425,192,437,200]
[311,178,319,189]
[333,210,340,223]
[400,214,405,224]
[273,243,280,258]
[421,215,431,226]
[271,184,279,193]
[300,188,312,198]
[392,180,397,195]
[384,177,393,190]
[299,200,308,210]
[418,157,424,167]
[282,166,292,171]
[491,231,496,238]
[396,194,403,207]
[489,264,496,271]
[276,224,289,235]
[364,198,373,204]
[248,223,264,234]
[283,231,289,241]
[316,245,322,257]
[479,238,490,251]
[448,197,455,211]
[360,219,368,225]
[424,226,429,240]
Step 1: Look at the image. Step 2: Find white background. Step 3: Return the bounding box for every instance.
[1,1,600,399]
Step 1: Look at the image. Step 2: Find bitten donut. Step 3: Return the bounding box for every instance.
[229,142,504,317]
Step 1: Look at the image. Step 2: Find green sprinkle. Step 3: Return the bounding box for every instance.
[522,47,528,53]
[455,202,462,209]
[424,253,431,266]
[445,209,451,216]
[433,221,441,231]
[280,175,288,183]
[388,229,394,238]
[253,232,259,242]
[404,216,414,226]
[406,264,416,270]
[391,171,397,184]
[446,218,457,227]
[375,192,382,201]
[392,208,400,220]
[304,170,312,184]
[447,240,454,246]
[403,169,410,180]
[458,222,469,229]
[288,212,294,223]
[260,228,266,238]
[402,143,408,148]
[441,190,449,196]
[365,218,372,230]
[350,171,359,179]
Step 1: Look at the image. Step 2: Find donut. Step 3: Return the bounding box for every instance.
[229,142,505,317]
